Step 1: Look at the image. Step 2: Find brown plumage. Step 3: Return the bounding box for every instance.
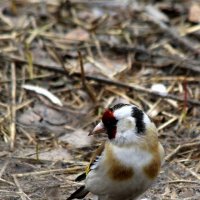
[105,143,134,181]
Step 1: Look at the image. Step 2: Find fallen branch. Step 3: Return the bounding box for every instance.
[108,44,200,73]
[3,54,200,106]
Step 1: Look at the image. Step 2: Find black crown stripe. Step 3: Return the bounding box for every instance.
[131,107,146,134]
[111,103,130,111]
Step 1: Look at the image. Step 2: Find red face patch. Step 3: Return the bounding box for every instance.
[102,109,114,123]
[102,109,117,139]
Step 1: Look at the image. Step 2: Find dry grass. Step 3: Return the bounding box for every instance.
[0,0,199,199]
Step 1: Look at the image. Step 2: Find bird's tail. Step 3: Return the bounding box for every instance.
[67,185,89,200]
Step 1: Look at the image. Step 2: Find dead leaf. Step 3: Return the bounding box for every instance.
[17,104,79,137]
[188,3,200,23]
[145,5,169,23]
[65,28,89,42]
[59,129,92,148]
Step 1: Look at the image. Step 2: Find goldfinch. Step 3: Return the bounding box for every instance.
[67,103,164,200]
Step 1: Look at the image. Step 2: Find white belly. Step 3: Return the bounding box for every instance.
[85,145,154,200]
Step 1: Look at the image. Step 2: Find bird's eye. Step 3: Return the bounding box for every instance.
[102,109,117,128]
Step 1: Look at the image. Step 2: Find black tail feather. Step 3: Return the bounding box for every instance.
[67,186,89,200]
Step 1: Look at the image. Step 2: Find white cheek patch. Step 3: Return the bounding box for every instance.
[117,117,136,133]
[115,117,140,144]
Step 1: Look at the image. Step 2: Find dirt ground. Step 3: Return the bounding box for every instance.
[0,0,200,200]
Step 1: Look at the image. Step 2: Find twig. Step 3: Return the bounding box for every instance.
[150,76,200,82]
[0,73,55,84]
[13,166,84,177]
[3,54,200,106]
[165,145,181,162]
[165,142,200,161]
[10,62,16,150]
[108,45,200,73]
[78,51,96,102]
[176,162,200,181]
[0,159,10,178]
[167,180,200,185]
[0,178,15,186]
[83,77,200,106]
[157,116,178,131]
[18,127,36,145]
[0,189,24,196]
[3,45,200,73]
[12,175,31,200]
[0,157,15,186]
[76,76,200,106]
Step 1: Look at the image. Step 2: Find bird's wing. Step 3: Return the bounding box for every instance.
[75,142,105,182]
[67,143,106,200]
[86,142,105,174]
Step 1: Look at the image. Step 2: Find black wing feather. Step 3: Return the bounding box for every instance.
[75,173,86,182]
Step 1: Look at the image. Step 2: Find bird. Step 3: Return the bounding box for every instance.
[67,103,164,200]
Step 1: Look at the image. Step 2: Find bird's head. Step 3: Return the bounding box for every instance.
[90,103,155,145]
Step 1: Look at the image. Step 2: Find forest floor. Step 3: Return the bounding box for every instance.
[0,0,200,199]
